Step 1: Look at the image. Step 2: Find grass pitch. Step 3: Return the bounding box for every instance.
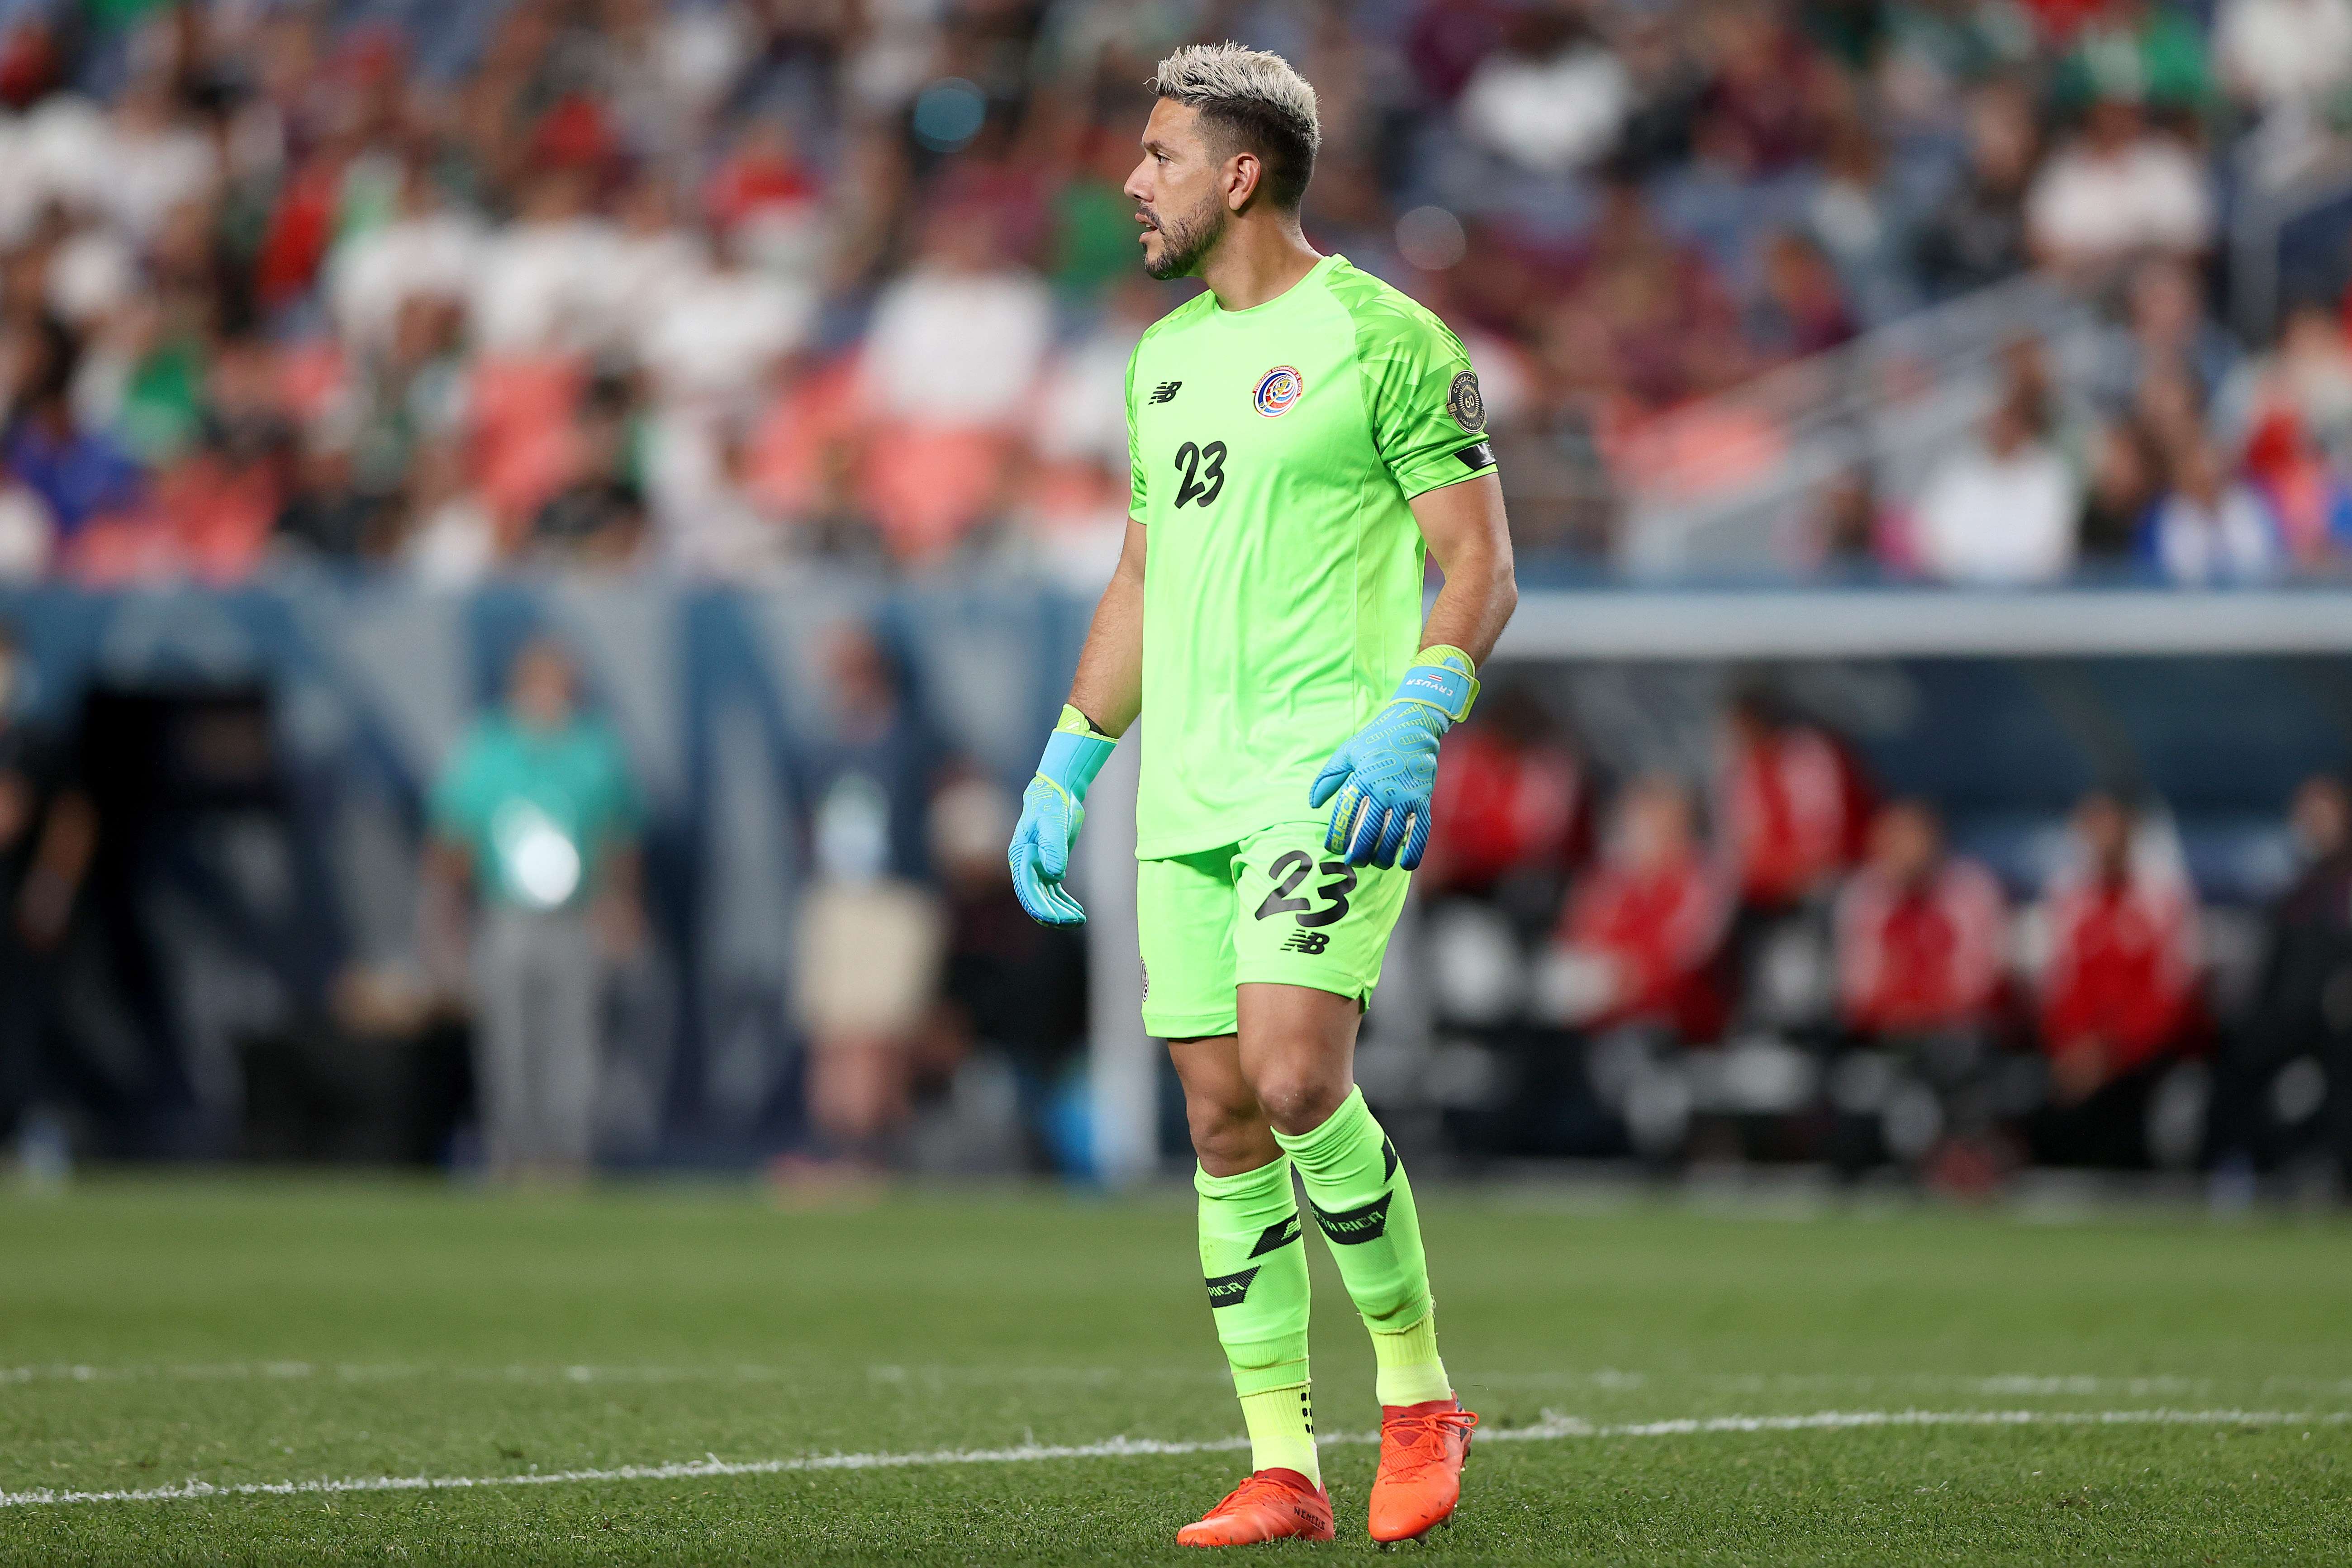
[0,1178,2347,1564]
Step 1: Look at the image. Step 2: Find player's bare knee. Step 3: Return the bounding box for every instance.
[1249,1064,1348,1138]
[1185,1092,1271,1171]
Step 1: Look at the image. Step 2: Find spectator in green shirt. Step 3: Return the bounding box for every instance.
[422,636,643,1182]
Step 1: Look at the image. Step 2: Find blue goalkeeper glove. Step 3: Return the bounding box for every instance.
[1010,704,1117,926]
[1308,646,1480,871]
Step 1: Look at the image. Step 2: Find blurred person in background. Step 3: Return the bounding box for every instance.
[2024,95,2212,282]
[784,621,946,1171]
[1718,689,1872,918]
[0,625,93,1150]
[1913,80,2040,299]
[1829,798,2010,1183]
[1536,774,1728,1044]
[1911,374,2080,584]
[2216,0,2352,122]
[789,770,944,1174]
[2140,438,2284,584]
[2026,791,2204,1167]
[2077,416,2165,563]
[2208,774,2352,1201]
[1716,689,1873,1033]
[423,636,643,1183]
[2088,258,2240,418]
[1419,680,1587,927]
[929,770,1086,1172]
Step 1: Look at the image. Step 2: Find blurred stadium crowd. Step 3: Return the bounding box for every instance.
[5,0,2352,581]
[1407,679,2352,1197]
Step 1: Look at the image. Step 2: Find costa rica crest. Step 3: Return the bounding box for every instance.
[1253,365,1303,417]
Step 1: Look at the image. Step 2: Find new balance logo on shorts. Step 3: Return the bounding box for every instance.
[1280,930,1330,955]
[1150,380,1183,404]
[1307,1191,1394,1245]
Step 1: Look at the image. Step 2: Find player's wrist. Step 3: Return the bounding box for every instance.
[1038,706,1116,801]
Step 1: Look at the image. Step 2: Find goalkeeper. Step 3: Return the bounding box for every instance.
[1006,42,1518,1550]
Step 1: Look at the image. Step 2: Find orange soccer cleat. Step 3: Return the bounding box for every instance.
[1367,1398,1478,1544]
[1174,1467,1336,1548]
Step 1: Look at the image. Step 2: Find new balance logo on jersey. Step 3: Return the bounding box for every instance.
[1150,380,1183,404]
[1308,1191,1394,1245]
[1280,930,1330,955]
[1205,1266,1260,1308]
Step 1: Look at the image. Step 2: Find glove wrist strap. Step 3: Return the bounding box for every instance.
[1039,704,1116,800]
[1392,646,1479,725]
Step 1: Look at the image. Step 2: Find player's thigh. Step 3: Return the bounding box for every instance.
[1230,820,1411,1007]
[1137,846,1242,1041]
[1235,981,1365,1135]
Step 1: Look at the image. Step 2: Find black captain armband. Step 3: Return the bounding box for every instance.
[1455,441,1496,470]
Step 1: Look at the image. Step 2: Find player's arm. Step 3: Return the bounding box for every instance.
[1411,471,1516,665]
[1009,519,1145,926]
[1311,474,1516,870]
[1068,518,1147,738]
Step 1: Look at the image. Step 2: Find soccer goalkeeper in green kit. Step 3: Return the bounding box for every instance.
[1005,42,1520,1549]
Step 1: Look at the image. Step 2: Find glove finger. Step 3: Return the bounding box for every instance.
[1322,785,1359,856]
[1399,809,1432,871]
[1372,804,1409,870]
[1036,807,1070,879]
[1346,801,1388,866]
[1045,884,1088,926]
[1307,751,1353,809]
[1011,857,1054,924]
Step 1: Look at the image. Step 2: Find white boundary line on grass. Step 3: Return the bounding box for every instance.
[2,1407,2343,1510]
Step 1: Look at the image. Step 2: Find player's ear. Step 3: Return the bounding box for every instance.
[1225,150,1261,213]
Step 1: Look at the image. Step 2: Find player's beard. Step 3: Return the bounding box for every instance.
[1141,192,1227,280]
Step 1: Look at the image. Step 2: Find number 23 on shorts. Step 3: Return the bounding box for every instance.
[1234,827,1410,993]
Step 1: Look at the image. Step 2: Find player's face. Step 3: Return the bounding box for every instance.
[1126,100,1229,280]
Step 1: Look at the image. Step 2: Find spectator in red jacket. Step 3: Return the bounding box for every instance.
[2029,791,2204,1166]
[1540,774,1728,1041]
[1829,799,2010,1182]
[1720,691,1874,915]
[1835,799,2007,1037]
[1421,684,1587,911]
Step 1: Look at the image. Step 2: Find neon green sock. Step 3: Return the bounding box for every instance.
[1370,1303,1451,1407]
[1237,1382,1318,1484]
[1195,1157,1317,1485]
[1274,1089,1451,1405]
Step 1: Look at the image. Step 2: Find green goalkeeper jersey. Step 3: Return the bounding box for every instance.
[1125,253,1497,859]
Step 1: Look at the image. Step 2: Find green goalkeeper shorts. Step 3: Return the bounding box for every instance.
[1136,818,1412,1040]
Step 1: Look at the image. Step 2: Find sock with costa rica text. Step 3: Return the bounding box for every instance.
[1196,1156,1318,1484]
[1273,1088,1452,1408]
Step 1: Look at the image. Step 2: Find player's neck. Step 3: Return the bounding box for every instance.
[1200,221,1323,313]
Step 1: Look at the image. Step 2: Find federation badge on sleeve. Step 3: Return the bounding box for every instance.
[1448,370,1486,432]
[1253,365,1303,417]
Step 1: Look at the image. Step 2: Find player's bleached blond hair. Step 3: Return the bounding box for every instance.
[1150,43,1321,210]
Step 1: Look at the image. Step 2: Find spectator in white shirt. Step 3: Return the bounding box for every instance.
[102,75,219,244]
[2217,0,2352,115]
[1914,388,2081,584]
[637,226,814,412]
[470,168,622,357]
[859,207,1052,430]
[1457,8,1631,175]
[2026,99,2212,280]
[330,164,482,357]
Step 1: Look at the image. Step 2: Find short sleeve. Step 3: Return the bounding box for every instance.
[1359,311,1497,499]
[1124,341,1147,518]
